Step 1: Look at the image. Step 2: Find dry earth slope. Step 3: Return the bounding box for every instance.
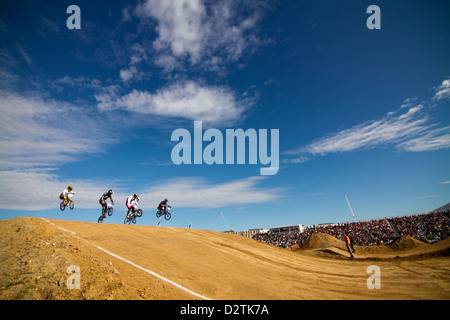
[1,217,449,300]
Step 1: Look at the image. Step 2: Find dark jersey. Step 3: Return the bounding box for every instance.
[100,192,114,204]
[158,201,168,210]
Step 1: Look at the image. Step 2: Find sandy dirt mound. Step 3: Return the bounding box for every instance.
[299,233,347,251]
[1,217,450,300]
[296,233,449,260]
[389,235,427,250]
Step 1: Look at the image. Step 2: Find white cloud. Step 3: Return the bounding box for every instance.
[432,79,450,101]
[287,106,430,156]
[0,168,125,210]
[16,44,33,67]
[153,54,182,74]
[0,92,115,169]
[95,80,250,126]
[120,66,139,82]
[119,44,147,83]
[286,106,449,160]
[0,169,282,211]
[400,97,417,109]
[134,0,268,73]
[138,176,284,209]
[398,126,450,152]
[139,0,205,63]
[282,156,310,164]
[398,104,423,119]
[53,76,101,90]
[285,79,450,160]
[121,7,133,23]
[0,91,127,210]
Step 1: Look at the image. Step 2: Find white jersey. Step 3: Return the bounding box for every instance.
[126,196,139,208]
[63,189,75,198]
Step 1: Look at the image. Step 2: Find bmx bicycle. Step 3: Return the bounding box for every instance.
[60,197,74,211]
[156,205,171,221]
[124,205,143,225]
[98,203,113,223]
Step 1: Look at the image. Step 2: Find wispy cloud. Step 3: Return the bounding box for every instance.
[53,76,101,90]
[95,80,252,126]
[138,176,284,209]
[0,169,282,211]
[432,79,450,102]
[286,105,430,156]
[0,43,33,89]
[0,89,125,210]
[0,168,124,210]
[119,44,147,83]
[281,155,310,164]
[0,92,116,169]
[398,126,450,152]
[285,79,450,162]
[16,44,33,67]
[440,181,450,184]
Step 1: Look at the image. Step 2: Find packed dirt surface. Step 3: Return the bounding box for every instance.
[1,217,449,300]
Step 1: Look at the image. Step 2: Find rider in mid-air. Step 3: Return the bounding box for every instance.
[157,198,170,215]
[126,193,140,218]
[99,189,115,218]
[60,185,75,204]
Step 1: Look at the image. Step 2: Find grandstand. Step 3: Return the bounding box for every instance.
[269,224,304,234]
[225,225,304,239]
[247,204,450,248]
[224,228,267,238]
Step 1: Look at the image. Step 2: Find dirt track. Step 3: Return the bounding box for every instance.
[1,217,449,300]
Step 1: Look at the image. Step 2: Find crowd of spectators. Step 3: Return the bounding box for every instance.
[252,232,301,248]
[252,211,449,248]
[390,211,449,243]
[345,219,395,246]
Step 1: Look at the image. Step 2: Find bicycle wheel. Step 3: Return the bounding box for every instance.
[165,212,171,221]
[69,200,74,210]
[60,202,66,211]
[156,211,161,218]
[107,207,113,216]
[135,209,143,217]
[131,217,137,224]
[98,216,104,223]
[124,217,131,225]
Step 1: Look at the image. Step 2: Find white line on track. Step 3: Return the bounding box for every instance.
[41,218,211,300]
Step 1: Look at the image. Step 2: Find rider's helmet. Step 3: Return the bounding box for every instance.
[68,185,74,191]
[164,198,168,203]
[108,189,114,194]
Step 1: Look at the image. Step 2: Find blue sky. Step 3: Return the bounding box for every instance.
[0,0,449,231]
